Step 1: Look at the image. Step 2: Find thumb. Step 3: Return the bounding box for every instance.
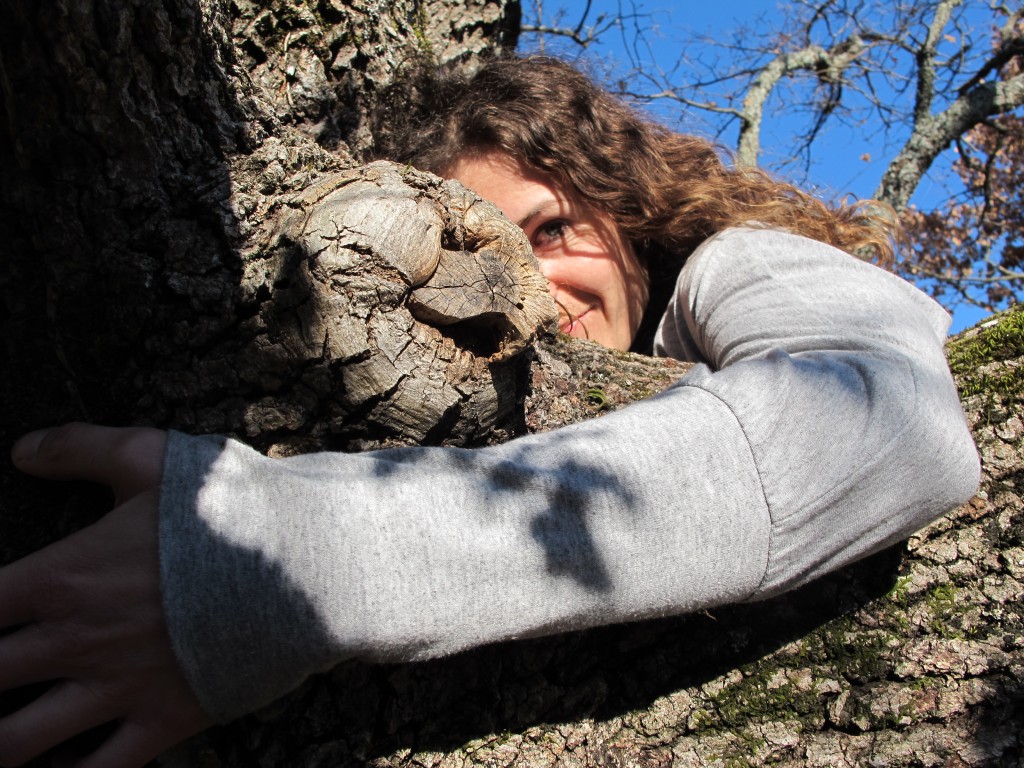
[12,423,167,501]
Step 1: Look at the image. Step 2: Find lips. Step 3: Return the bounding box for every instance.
[559,306,593,335]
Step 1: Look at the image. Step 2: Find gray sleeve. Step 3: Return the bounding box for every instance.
[654,227,979,595]
[159,226,979,722]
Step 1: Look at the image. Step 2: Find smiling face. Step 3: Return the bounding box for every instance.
[449,152,649,351]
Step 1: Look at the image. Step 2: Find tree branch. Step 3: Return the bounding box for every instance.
[875,69,1024,211]
[913,0,962,125]
[956,7,1024,97]
[735,36,868,167]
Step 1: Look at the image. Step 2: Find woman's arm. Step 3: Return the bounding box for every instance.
[655,227,980,595]
[2,225,978,767]
[158,226,979,721]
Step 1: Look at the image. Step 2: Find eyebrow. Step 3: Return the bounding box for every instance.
[517,208,543,229]
[516,199,563,230]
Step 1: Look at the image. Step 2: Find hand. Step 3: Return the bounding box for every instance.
[2,424,212,767]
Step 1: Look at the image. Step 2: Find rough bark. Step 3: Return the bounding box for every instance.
[0,0,522,561]
[216,159,557,455]
[1,2,1021,767]
[228,0,520,154]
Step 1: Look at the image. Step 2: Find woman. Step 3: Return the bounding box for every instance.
[5,56,979,768]
[375,56,901,354]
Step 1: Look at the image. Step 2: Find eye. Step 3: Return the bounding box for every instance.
[533,219,569,247]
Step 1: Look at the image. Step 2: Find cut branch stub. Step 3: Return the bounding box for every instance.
[249,161,557,451]
[408,182,555,360]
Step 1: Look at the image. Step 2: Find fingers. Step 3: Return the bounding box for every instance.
[0,681,204,768]
[0,624,63,689]
[0,681,112,767]
[93,680,214,768]
[2,428,204,766]
[70,718,201,768]
[11,423,167,501]
[0,552,50,629]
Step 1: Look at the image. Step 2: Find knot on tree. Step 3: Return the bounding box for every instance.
[241,161,557,453]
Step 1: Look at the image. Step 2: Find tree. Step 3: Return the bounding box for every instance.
[1,1,1021,767]
[904,112,1024,310]
[523,0,1024,315]
[0,0,525,560]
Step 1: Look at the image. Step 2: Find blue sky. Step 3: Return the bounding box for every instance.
[519,1,1001,332]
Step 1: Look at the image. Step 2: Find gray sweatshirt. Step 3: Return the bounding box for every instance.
[159,227,980,722]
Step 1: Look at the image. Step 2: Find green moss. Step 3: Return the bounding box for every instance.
[396,1,434,55]
[946,304,1024,418]
[689,707,715,729]
[885,574,914,606]
[706,667,820,730]
[813,617,894,683]
[874,574,919,632]
[680,618,898,753]
[702,729,770,767]
[926,582,956,611]
[924,582,965,639]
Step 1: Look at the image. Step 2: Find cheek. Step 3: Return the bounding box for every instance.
[538,258,616,295]
[604,251,647,308]
[619,246,649,308]
[628,260,650,309]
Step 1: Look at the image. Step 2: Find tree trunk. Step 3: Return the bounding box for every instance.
[1,2,1020,767]
[0,0,522,556]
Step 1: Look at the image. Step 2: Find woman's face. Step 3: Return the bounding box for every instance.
[449,152,649,351]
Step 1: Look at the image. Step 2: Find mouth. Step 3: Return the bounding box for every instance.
[559,306,593,336]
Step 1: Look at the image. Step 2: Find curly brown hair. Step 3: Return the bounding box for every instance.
[372,55,902,350]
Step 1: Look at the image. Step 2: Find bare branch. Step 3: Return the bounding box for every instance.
[875,70,1024,211]
[521,14,618,50]
[623,89,745,118]
[520,0,620,51]
[914,0,963,124]
[519,23,597,48]
[957,7,1024,97]
[735,35,868,167]
[572,0,594,39]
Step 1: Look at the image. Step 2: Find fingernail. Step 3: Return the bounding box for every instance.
[11,429,49,466]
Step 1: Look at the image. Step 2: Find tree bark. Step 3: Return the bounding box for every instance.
[1,2,1021,767]
[0,0,523,559]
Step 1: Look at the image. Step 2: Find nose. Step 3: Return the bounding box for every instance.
[532,255,581,318]
[532,251,566,283]
[532,254,567,303]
